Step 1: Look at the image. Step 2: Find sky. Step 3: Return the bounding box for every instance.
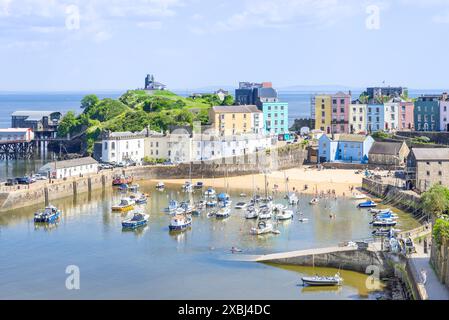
[1,0,449,91]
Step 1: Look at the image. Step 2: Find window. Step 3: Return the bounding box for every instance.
[427,171,430,176]
[111,142,115,150]
[104,142,108,150]
[439,171,442,176]
[439,161,443,165]
[426,161,430,165]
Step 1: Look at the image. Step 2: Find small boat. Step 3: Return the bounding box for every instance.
[128,184,140,192]
[112,198,135,212]
[302,273,343,287]
[204,187,216,197]
[34,206,61,223]
[276,209,294,221]
[250,221,274,235]
[182,181,193,193]
[206,200,218,207]
[121,211,149,229]
[156,181,165,190]
[357,200,377,208]
[235,202,248,210]
[245,208,259,219]
[133,194,148,205]
[369,208,392,215]
[273,203,288,211]
[371,218,397,227]
[373,212,398,220]
[217,193,230,201]
[194,182,204,189]
[287,192,299,205]
[169,214,192,231]
[118,183,129,192]
[309,198,319,205]
[352,193,367,200]
[164,200,178,213]
[298,218,309,223]
[216,207,231,219]
[258,208,272,220]
[230,247,243,253]
[372,228,399,237]
[196,200,207,209]
[179,202,195,214]
[113,175,133,186]
[239,193,247,197]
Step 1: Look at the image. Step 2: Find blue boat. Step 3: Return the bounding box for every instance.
[169,214,192,231]
[34,206,61,223]
[357,200,377,208]
[122,212,149,229]
[194,182,204,189]
[118,183,129,192]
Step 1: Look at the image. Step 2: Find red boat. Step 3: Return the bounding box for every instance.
[112,175,133,186]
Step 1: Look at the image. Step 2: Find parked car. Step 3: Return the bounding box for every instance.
[33,174,47,181]
[5,178,18,186]
[16,176,35,185]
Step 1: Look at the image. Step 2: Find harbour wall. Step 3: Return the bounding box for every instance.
[362,178,423,218]
[0,146,307,213]
[430,240,449,292]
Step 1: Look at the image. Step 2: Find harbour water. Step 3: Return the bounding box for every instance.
[0,183,419,299]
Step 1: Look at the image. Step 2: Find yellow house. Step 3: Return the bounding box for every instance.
[209,105,263,136]
[313,95,332,133]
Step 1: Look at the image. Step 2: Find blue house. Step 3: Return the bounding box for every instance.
[366,104,385,133]
[318,134,374,163]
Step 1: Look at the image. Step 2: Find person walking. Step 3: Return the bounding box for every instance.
[421,268,427,285]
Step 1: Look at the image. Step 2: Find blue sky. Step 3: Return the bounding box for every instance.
[1,0,449,91]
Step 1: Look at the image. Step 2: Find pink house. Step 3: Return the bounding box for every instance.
[331,92,351,133]
[440,94,449,131]
[398,101,414,131]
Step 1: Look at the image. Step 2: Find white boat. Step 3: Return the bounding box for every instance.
[206,200,218,207]
[164,200,178,213]
[258,208,272,220]
[156,181,165,190]
[182,181,193,192]
[298,218,309,223]
[250,221,274,235]
[235,202,247,209]
[302,273,343,286]
[245,208,259,219]
[369,208,392,215]
[287,192,299,205]
[216,207,231,219]
[169,214,192,231]
[309,198,319,205]
[273,204,288,211]
[122,211,149,229]
[276,209,294,221]
[371,218,397,228]
[352,193,367,200]
[112,198,135,212]
[204,187,216,197]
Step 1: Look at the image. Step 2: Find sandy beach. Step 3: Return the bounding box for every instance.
[157,167,366,197]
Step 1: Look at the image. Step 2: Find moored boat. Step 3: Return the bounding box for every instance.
[34,206,61,223]
[164,199,178,213]
[204,187,216,197]
[169,214,192,231]
[194,182,204,189]
[216,207,231,219]
[235,202,247,209]
[121,211,149,229]
[156,181,165,190]
[352,193,367,200]
[112,198,135,212]
[371,218,397,228]
[357,200,377,208]
[276,209,294,221]
[302,273,343,286]
[287,192,299,205]
[258,208,272,220]
[245,208,259,219]
[309,198,319,205]
[250,221,274,235]
[113,175,133,186]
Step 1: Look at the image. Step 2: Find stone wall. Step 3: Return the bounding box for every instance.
[430,240,449,290]
[266,248,395,278]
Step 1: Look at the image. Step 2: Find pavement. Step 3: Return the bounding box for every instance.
[410,240,449,300]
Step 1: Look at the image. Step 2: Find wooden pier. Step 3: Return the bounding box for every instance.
[0,140,36,160]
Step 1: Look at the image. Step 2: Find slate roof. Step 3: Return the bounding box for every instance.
[326,134,368,143]
[369,142,404,155]
[211,105,262,113]
[43,157,98,170]
[412,148,449,161]
[11,111,62,121]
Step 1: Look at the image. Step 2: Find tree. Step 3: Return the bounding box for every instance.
[81,94,99,111]
[433,218,449,247]
[57,111,79,137]
[221,95,234,106]
[421,185,449,218]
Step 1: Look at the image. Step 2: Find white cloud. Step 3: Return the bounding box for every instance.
[194,0,390,33]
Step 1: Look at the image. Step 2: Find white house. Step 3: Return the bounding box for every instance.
[144,131,193,163]
[39,157,99,179]
[0,128,34,142]
[101,130,146,164]
[192,132,272,161]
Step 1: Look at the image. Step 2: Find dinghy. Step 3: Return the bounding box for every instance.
[302,273,343,287]
[34,206,61,223]
[112,198,135,212]
[250,221,274,235]
[235,202,247,209]
[169,214,192,231]
[121,211,149,229]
